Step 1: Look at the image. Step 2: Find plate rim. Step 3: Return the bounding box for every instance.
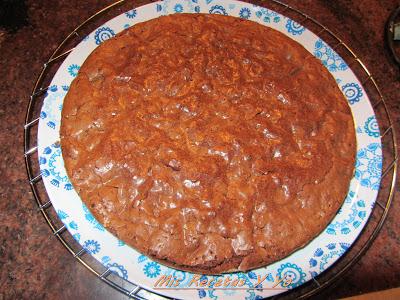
[36,1,383,299]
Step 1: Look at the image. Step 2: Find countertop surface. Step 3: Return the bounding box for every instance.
[0,0,399,299]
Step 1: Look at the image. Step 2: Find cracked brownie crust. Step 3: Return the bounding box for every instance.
[60,14,356,274]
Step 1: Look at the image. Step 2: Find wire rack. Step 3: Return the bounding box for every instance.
[23,0,398,299]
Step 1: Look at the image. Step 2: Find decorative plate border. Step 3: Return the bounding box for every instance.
[37,1,382,299]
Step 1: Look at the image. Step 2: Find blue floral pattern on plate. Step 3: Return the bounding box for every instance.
[137,254,148,263]
[285,19,305,35]
[82,203,105,231]
[355,143,382,190]
[40,143,72,190]
[143,262,161,278]
[67,64,80,77]
[239,7,251,19]
[255,7,280,23]
[309,243,349,273]
[83,240,101,254]
[94,27,115,45]
[202,273,256,300]
[327,191,367,235]
[209,5,228,15]
[52,208,80,240]
[342,82,363,105]
[48,149,68,184]
[314,39,348,72]
[162,0,194,14]
[276,263,306,288]
[41,85,67,131]
[174,3,184,13]
[125,9,137,19]
[57,209,69,220]
[364,116,380,137]
[107,262,128,280]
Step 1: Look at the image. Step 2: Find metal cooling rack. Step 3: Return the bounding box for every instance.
[23,0,398,299]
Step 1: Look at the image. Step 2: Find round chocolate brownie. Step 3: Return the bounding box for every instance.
[60,14,356,274]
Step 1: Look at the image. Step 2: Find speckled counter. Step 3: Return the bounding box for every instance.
[0,0,398,299]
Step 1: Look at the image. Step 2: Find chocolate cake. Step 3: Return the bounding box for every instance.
[60,14,356,274]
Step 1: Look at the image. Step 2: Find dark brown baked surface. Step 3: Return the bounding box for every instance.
[60,14,356,274]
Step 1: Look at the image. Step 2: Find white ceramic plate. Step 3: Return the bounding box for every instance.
[37,1,382,299]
